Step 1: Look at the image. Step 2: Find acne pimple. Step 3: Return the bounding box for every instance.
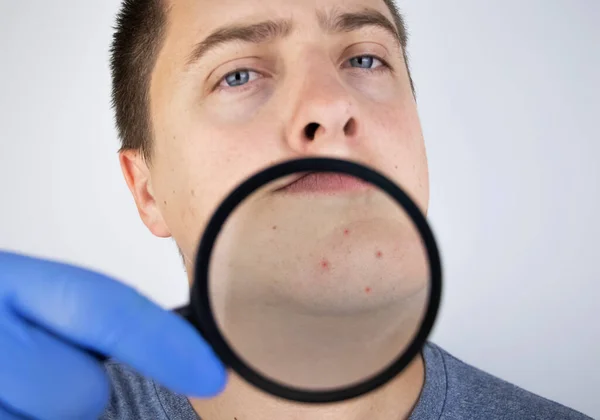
[320,259,330,270]
[365,287,372,294]
[376,251,383,259]
[344,229,350,236]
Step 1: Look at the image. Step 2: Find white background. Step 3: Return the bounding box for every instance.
[0,1,598,418]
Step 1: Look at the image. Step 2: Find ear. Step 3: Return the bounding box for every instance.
[119,150,171,238]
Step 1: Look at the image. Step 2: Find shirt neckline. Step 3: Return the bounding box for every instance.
[154,342,447,420]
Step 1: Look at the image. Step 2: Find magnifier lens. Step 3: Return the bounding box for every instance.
[206,169,431,392]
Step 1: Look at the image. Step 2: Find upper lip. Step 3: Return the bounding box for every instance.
[272,172,314,192]
[272,171,373,194]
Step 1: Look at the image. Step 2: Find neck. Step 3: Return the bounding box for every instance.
[189,353,424,420]
[184,267,427,419]
[217,291,427,389]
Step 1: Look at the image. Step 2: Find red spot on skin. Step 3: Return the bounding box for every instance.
[320,259,330,270]
[344,229,350,236]
[376,251,383,259]
[365,287,372,294]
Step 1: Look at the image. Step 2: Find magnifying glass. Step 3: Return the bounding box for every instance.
[175,157,442,403]
[92,157,441,402]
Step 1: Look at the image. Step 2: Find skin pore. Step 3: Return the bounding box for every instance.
[119,0,430,418]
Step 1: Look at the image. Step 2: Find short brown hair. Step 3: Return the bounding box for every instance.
[110,0,414,161]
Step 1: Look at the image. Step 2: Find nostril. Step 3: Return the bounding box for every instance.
[304,122,320,140]
[343,117,356,136]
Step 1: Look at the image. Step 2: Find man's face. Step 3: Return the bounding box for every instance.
[125,0,429,274]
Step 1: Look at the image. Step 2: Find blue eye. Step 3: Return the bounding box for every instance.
[224,70,251,87]
[349,55,382,69]
[218,69,262,90]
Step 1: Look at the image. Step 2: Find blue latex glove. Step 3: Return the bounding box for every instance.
[0,251,227,420]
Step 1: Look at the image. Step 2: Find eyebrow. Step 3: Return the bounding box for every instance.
[185,8,401,67]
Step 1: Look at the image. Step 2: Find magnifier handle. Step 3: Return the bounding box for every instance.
[173,304,193,321]
[90,305,196,364]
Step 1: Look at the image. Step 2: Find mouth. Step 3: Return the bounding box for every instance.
[273,172,373,195]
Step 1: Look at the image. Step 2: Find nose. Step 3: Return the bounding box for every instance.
[284,62,360,157]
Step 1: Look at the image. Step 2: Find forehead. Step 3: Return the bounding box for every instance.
[163,0,397,50]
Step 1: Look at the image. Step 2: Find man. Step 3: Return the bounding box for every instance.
[0,0,591,419]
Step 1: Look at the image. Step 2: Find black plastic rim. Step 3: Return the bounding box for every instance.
[191,157,442,404]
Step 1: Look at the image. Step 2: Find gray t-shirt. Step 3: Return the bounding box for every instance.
[100,342,591,419]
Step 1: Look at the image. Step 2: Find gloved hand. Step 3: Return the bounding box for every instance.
[0,251,227,420]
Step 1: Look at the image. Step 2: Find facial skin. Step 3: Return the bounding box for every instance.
[120,0,429,417]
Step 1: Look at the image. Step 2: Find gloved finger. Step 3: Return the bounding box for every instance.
[0,251,227,398]
[0,308,109,420]
[0,399,27,420]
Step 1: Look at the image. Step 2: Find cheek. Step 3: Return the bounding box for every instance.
[153,120,285,258]
[149,131,217,257]
[151,167,208,258]
[366,99,429,210]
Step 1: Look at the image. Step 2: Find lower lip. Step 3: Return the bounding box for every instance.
[278,173,373,194]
